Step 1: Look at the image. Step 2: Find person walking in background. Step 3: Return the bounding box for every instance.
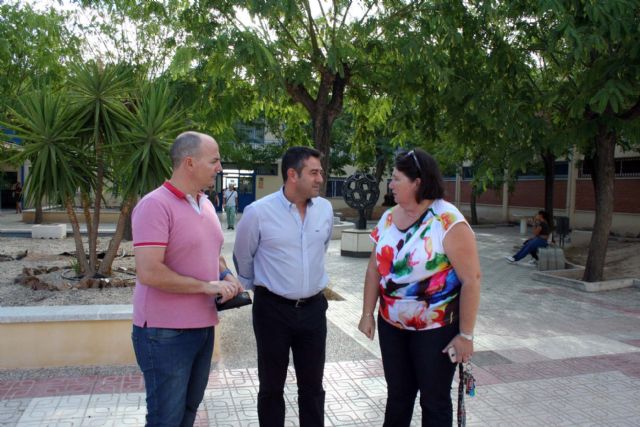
[233,146,334,427]
[358,148,481,426]
[223,183,238,229]
[131,131,243,426]
[205,185,220,209]
[13,181,22,214]
[505,210,550,264]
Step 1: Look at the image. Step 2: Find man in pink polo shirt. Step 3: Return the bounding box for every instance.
[131,131,243,426]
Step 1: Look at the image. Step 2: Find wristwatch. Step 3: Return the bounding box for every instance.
[459,331,474,341]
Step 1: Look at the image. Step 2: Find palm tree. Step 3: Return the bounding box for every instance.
[4,73,186,278]
[2,89,93,273]
[98,82,185,275]
[67,61,133,275]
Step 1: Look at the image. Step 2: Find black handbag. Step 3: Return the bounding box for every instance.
[216,291,252,311]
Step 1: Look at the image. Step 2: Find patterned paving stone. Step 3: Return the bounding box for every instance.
[0,398,28,425]
[496,348,550,364]
[2,227,640,426]
[469,351,514,367]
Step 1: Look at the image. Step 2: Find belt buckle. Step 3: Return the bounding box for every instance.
[294,298,305,308]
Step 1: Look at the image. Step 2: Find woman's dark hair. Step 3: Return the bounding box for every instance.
[395,148,445,203]
[281,146,322,183]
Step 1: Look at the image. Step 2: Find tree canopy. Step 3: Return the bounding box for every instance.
[0,3,80,113]
[4,0,639,281]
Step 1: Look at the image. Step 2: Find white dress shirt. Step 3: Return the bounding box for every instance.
[233,188,334,299]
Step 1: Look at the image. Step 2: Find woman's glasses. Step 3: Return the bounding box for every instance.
[406,150,422,173]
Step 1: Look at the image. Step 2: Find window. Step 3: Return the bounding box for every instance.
[580,157,640,178]
[234,122,265,145]
[462,166,474,179]
[326,178,346,198]
[254,164,278,175]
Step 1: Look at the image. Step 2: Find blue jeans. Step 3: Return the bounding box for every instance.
[132,325,214,427]
[513,236,548,261]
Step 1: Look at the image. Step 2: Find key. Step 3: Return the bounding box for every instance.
[464,367,476,397]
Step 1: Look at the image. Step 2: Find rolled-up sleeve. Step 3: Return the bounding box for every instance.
[233,204,260,290]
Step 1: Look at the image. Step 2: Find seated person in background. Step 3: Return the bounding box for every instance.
[506,210,550,264]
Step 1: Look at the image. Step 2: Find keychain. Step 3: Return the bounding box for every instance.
[457,363,477,427]
[463,364,476,397]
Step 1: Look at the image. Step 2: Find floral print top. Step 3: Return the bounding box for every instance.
[370,199,469,331]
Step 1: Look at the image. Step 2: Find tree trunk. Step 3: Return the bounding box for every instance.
[122,199,136,241]
[541,150,555,229]
[285,65,349,197]
[582,126,616,282]
[34,199,43,224]
[80,190,96,271]
[374,150,387,186]
[367,151,388,219]
[312,110,333,196]
[90,134,105,271]
[98,197,133,276]
[470,187,478,225]
[65,197,90,275]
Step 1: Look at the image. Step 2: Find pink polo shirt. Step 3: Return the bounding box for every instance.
[132,181,223,328]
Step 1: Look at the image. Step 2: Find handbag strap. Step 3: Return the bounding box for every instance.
[457,363,465,427]
[224,190,236,204]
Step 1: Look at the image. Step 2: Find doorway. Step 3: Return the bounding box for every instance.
[218,169,256,212]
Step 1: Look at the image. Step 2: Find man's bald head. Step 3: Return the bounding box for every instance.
[170,131,217,169]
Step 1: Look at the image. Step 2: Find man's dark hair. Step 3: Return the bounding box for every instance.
[538,210,550,223]
[395,148,445,202]
[170,132,202,169]
[281,146,322,183]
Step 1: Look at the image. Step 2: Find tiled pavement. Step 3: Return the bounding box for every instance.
[1,213,640,426]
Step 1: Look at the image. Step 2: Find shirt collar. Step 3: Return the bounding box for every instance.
[163,181,202,203]
[278,186,314,209]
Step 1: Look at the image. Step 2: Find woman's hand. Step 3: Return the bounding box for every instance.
[358,313,376,340]
[443,334,474,363]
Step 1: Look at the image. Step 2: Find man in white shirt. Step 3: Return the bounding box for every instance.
[233,147,333,427]
[222,183,238,229]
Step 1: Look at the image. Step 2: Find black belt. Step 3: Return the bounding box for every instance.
[255,286,323,308]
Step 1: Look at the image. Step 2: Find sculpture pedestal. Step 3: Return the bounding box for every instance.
[340,229,373,258]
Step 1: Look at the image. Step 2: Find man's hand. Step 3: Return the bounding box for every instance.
[205,280,239,303]
[224,274,244,296]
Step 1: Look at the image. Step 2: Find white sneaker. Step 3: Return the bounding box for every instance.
[505,256,516,263]
[528,259,538,265]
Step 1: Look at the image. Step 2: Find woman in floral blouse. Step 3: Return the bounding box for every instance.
[358,148,481,426]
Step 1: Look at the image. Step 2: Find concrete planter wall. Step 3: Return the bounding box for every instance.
[0,305,221,369]
[22,210,121,224]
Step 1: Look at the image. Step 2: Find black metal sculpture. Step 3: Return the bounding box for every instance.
[342,172,380,229]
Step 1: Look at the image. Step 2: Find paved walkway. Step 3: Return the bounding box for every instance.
[1,211,639,426]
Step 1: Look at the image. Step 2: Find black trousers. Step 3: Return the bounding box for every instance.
[253,288,328,427]
[378,317,459,427]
